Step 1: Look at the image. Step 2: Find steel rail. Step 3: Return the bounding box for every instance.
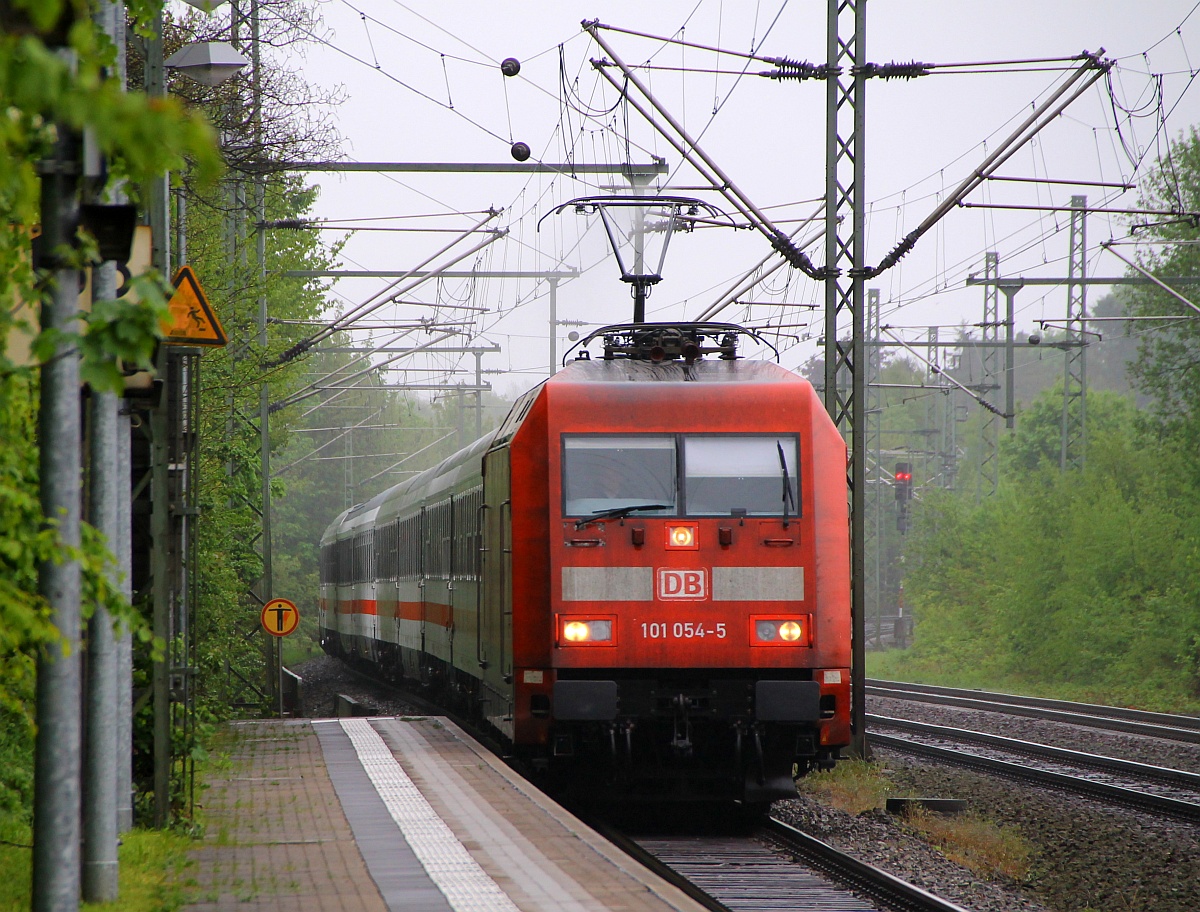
[866,679,1200,739]
[871,734,1200,822]
[580,821,735,912]
[760,817,972,912]
[868,714,1200,788]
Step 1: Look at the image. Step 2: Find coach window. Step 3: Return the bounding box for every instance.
[683,436,799,517]
[563,436,677,516]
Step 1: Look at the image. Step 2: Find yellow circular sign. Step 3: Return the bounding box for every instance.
[261,598,300,637]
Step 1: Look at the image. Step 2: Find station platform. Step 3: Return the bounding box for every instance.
[184,717,710,912]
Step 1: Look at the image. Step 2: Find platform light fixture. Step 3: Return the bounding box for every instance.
[164,41,248,86]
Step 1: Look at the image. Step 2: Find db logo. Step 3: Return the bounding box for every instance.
[657,569,708,600]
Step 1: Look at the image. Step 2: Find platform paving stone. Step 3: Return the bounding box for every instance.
[183,720,388,912]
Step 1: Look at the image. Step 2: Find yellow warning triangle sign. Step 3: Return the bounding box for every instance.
[162,265,227,346]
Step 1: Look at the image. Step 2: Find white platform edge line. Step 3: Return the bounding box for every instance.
[434,717,710,912]
[339,718,522,912]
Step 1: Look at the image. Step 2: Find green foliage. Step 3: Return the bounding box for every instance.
[0,0,220,841]
[0,824,194,912]
[896,385,1200,710]
[79,274,171,393]
[877,128,1200,712]
[1000,385,1139,473]
[1124,126,1200,444]
[0,1,220,400]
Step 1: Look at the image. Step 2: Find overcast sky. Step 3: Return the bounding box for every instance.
[256,1,1200,395]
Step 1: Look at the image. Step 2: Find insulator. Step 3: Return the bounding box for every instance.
[861,60,931,80]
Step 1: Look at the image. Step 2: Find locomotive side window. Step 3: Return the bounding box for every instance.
[683,436,800,517]
[563,436,677,517]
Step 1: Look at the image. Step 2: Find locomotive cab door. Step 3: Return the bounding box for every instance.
[481,446,514,730]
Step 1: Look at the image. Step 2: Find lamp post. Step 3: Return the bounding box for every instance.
[543,196,727,323]
[147,17,246,827]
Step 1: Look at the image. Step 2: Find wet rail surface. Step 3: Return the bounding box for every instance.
[595,815,972,912]
[865,680,1200,822]
[866,679,1200,744]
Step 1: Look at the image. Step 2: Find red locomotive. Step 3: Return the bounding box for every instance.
[319,323,851,804]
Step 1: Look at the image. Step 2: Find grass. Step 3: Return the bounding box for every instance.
[282,631,324,667]
[797,759,891,814]
[0,825,194,912]
[866,649,1200,716]
[900,807,1034,881]
[799,759,1034,881]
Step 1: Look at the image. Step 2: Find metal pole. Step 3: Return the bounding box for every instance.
[145,9,173,827]
[248,0,279,714]
[1003,287,1016,431]
[116,405,133,832]
[980,252,999,499]
[456,387,465,449]
[1062,195,1087,470]
[83,262,121,901]
[824,0,868,760]
[822,0,840,419]
[548,277,558,377]
[866,289,881,647]
[83,1,125,892]
[32,69,83,912]
[849,0,868,762]
[474,351,484,437]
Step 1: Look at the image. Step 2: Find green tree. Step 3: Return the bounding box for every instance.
[1001,385,1139,473]
[1125,126,1200,447]
[0,0,220,823]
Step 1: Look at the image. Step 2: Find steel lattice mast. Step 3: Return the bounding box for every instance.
[1062,195,1088,471]
[823,0,868,759]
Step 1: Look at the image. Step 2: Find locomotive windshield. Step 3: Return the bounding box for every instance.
[683,436,798,516]
[562,436,677,516]
[562,434,800,518]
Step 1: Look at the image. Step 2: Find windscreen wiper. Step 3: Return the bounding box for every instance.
[575,503,672,529]
[778,441,796,527]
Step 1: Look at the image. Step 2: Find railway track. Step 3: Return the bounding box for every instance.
[866,679,1200,821]
[866,678,1200,744]
[596,816,972,912]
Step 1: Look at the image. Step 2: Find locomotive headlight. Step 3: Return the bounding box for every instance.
[563,621,591,642]
[666,524,698,549]
[778,620,804,642]
[560,617,614,644]
[751,615,812,646]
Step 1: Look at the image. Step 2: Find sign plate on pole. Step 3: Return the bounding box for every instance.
[261,598,300,637]
[163,265,227,346]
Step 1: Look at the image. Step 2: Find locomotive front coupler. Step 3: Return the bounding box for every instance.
[670,693,694,759]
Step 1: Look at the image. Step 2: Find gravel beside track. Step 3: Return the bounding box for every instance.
[291,654,426,717]
[291,657,1200,911]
